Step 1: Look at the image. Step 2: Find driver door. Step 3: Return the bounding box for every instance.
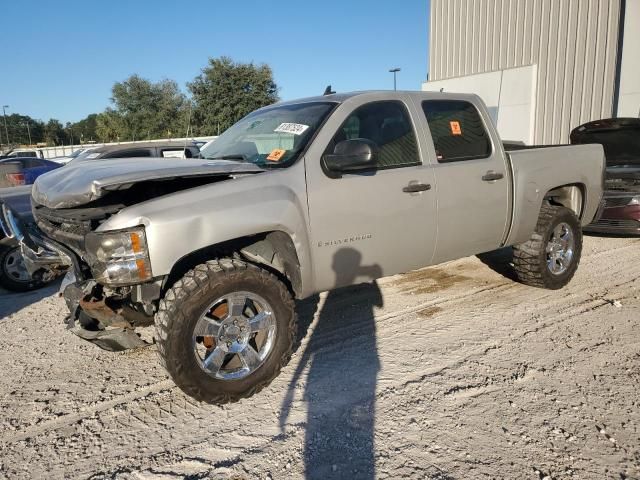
[304,97,438,292]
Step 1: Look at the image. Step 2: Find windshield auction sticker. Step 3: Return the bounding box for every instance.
[274,123,310,135]
[267,149,287,162]
[449,121,462,135]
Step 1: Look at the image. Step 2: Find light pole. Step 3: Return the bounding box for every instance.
[25,120,32,145]
[388,68,401,91]
[2,105,9,146]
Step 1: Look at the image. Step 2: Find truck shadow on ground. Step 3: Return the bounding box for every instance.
[280,248,382,480]
[0,280,61,319]
[476,247,519,282]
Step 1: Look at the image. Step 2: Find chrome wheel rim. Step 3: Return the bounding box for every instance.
[3,248,31,283]
[546,222,574,275]
[192,291,277,381]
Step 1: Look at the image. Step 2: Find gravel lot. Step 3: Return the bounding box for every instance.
[0,234,638,480]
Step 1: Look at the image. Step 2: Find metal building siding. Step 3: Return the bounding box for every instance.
[428,0,622,144]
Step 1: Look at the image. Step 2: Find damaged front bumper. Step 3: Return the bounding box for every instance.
[62,274,155,352]
[4,202,156,352]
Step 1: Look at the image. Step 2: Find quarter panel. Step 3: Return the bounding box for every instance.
[505,144,604,245]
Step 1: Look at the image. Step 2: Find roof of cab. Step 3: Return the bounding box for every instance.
[272,90,483,107]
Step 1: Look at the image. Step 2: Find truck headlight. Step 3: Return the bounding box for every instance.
[85,227,152,285]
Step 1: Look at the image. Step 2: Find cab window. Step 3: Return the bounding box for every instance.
[421,100,491,162]
[104,149,151,159]
[330,101,420,169]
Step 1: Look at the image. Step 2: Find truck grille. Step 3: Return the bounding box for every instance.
[603,196,634,208]
[588,218,640,232]
[32,205,92,255]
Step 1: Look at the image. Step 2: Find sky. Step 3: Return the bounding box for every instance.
[1,0,430,124]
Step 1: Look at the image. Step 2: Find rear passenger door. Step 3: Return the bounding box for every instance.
[421,99,510,262]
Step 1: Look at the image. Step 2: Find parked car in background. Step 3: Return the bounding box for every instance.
[0,148,46,159]
[571,118,640,235]
[0,186,63,291]
[0,157,62,188]
[51,147,96,165]
[68,141,201,164]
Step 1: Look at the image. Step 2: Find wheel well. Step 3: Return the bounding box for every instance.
[544,184,585,219]
[163,231,302,297]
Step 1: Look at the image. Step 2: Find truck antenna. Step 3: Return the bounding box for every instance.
[323,85,336,96]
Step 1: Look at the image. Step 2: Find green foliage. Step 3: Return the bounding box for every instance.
[95,109,125,143]
[0,113,100,147]
[98,75,189,142]
[43,119,66,145]
[188,56,279,135]
[69,113,98,143]
[0,113,44,146]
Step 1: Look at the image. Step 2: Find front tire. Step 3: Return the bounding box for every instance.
[155,258,297,404]
[513,204,582,290]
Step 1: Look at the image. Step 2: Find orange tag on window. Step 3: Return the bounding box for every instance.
[266,148,286,162]
[450,121,462,135]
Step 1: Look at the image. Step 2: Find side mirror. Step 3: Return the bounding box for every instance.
[323,138,378,174]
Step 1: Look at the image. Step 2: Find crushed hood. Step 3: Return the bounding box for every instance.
[32,157,264,209]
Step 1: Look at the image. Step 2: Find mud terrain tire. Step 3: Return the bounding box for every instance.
[513,205,582,290]
[155,258,297,404]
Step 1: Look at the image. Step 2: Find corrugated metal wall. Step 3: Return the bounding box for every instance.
[429,0,622,144]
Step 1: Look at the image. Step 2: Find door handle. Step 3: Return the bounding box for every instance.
[402,183,431,193]
[482,171,504,181]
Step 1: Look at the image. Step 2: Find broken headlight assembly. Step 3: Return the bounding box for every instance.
[85,227,152,286]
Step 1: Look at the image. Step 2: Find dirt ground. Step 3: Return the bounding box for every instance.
[0,234,638,480]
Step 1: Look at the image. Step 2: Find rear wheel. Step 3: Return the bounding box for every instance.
[513,205,582,290]
[0,245,46,292]
[155,258,296,404]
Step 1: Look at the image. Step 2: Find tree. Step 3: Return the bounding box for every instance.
[44,119,67,145]
[100,75,189,141]
[188,56,279,135]
[95,109,124,142]
[70,113,98,143]
[0,114,46,146]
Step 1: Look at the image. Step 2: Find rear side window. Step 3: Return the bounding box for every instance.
[104,149,151,158]
[422,100,491,162]
[331,101,420,169]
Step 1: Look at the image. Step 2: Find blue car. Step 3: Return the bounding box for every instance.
[0,157,62,188]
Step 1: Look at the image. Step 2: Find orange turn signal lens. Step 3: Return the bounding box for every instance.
[135,259,148,279]
[130,232,142,253]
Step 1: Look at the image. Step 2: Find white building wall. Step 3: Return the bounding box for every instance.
[617,0,640,117]
[425,0,623,145]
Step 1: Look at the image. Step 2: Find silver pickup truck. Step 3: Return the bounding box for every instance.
[24,91,604,404]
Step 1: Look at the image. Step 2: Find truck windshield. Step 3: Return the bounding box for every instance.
[200,101,336,167]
